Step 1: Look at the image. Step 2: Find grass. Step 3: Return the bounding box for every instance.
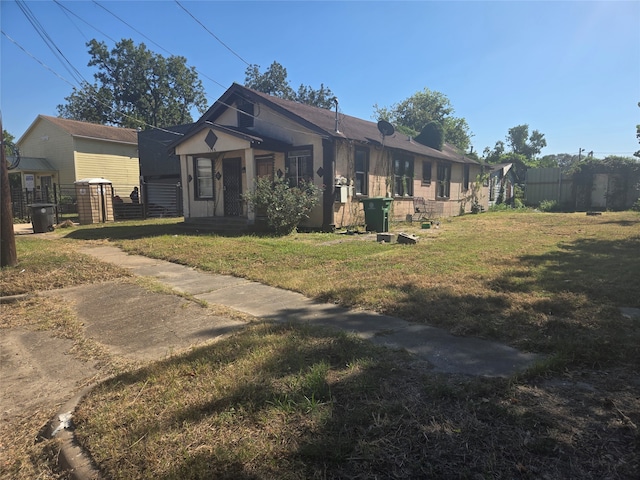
[2,211,639,479]
[59,211,640,370]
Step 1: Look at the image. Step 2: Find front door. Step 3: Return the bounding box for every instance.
[223,158,242,216]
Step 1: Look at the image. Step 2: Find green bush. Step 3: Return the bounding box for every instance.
[632,198,640,212]
[539,199,559,212]
[244,176,321,235]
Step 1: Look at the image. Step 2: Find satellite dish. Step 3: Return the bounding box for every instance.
[377,120,395,137]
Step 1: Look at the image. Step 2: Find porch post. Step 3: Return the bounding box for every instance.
[244,148,255,224]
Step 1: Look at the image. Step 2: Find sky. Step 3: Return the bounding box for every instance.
[1,0,639,158]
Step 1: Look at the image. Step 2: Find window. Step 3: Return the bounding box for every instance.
[286,148,313,187]
[194,157,214,199]
[437,162,451,199]
[354,146,369,195]
[463,164,470,191]
[237,99,254,128]
[422,160,432,184]
[393,154,414,196]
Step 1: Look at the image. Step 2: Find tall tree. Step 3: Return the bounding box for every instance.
[244,61,336,109]
[506,124,547,160]
[373,87,471,151]
[57,39,208,128]
[484,125,547,184]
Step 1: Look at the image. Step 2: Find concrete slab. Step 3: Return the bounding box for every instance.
[79,245,543,377]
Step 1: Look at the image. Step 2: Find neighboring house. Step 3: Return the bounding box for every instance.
[137,124,193,216]
[489,163,516,206]
[17,115,140,198]
[170,83,488,231]
[7,155,58,196]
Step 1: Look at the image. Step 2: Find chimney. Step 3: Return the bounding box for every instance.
[333,97,340,134]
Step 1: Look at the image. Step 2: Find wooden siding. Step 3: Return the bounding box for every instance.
[18,119,76,186]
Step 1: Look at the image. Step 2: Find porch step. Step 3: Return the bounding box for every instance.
[179,216,252,235]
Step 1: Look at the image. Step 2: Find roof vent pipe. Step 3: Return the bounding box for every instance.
[333,97,340,134]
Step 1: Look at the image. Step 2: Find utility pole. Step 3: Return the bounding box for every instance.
[578,148,584,162]
[1,113,18,267]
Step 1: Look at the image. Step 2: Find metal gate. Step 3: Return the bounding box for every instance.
[223,158,242,216]
[144,182,183,217]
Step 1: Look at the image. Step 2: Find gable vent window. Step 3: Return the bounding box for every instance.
[237,100,254,128]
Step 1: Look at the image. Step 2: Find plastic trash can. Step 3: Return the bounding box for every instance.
[361,197,393,232]
[29,203,56,233]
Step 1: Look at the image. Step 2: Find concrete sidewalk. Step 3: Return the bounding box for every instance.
[79,245,540,377]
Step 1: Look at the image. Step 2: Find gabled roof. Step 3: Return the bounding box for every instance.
[19,115,138,145]
[174,83,481,165]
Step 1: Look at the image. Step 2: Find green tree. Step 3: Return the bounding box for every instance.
[373,87,472,151]
[245,61,336,109]
[506,124,547,160]
[484,125,547,185]
[57,39,208,128]
[3,130,16,159]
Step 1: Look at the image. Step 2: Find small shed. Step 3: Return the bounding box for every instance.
[74,178,114,225]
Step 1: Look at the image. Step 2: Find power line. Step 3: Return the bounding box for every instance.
[15,0,88,86]
[54,0,117,43]
[80,0,228,90]
[175,0,251,67]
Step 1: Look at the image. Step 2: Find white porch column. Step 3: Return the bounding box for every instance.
[244,148,255,224]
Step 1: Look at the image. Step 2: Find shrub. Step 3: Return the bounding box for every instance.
[244,176,322,235]
[539,199,559,212]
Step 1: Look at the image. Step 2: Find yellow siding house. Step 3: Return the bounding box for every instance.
[17,115,139,197]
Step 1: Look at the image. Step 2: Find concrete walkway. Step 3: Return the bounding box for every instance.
[79,245,540,377]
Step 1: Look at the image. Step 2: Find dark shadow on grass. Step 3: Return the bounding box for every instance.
[77,323,640,480]
[492,236,640,306]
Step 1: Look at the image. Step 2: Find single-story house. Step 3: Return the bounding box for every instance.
[170,83,488,231]
[489,162,516,206]
[17,115,140,198]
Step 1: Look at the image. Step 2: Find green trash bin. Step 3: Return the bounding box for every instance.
[29,203,56,233]
[361,197,393,232]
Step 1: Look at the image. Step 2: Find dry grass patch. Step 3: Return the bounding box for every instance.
[74,323,640,479]
[1,237,130,296]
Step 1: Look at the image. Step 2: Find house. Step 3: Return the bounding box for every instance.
[137,124,193,217]
[170,83,488,231]
[489,163,516,206]
[17,115,140,199]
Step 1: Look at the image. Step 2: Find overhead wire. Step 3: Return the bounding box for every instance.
[9,1,335,142]
[174,0,251,67]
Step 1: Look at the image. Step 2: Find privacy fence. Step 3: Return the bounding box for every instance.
[525,168,640,211]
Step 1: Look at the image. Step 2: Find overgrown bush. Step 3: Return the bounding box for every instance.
[632,197,640,212]
[539,199,559,212]
[244,176,321,235]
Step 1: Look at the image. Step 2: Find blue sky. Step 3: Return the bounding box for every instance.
[2,0,639,158]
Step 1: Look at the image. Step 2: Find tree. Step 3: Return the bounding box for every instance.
[373,87,471,151]
[244,61,336,109]
[506,124,547,160]
[3,130,16,159]
[483,125,547,185]
[57,39,208,128]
